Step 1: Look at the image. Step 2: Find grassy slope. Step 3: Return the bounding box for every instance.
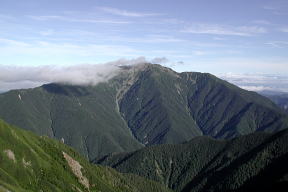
[0,119,171,192]
[96,129,288,192]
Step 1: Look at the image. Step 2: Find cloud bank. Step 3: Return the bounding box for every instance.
[218,73,288,93]
[0,57,149,93]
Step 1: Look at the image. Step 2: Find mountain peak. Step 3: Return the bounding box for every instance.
[118,63,177,75]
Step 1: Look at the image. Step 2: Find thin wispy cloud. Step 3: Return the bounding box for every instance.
[39,29,55,36]
[266,41,288,48]
[263,5,288,15]
[0,14,14,20]
[28,15,63,20]
[263,6,279,11]
[252,20,271,25]
[181,24,267,36]
[98,6,163,17]
[28,15,131,24]
[160,18,185,25]
[280,27,288,33]
[192,51,207,56]
[108,35,185,43]
[0,38,190,67]
[0,38,30,46]
[0,38,139,58]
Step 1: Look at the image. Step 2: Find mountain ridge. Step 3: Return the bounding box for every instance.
[0,63,287,160]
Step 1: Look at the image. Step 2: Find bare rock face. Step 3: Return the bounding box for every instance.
[4,149,16,162]
[63,151,90,190]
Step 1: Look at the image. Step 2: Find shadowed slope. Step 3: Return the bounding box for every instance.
[95,129,288,192]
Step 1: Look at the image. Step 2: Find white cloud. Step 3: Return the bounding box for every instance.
[0,57,151,92]
[0,81,45,93]
[150,57,186,68]
[98,7,163,17]
[1,57,189,92]
[181,24,267,36]
[151,57,169,64]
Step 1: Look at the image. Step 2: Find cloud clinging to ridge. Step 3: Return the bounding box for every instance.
[0,57,148,92]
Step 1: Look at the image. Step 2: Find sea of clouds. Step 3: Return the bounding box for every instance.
[218,73,288,93]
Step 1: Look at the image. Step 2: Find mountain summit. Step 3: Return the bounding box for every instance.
[0,64,287,160]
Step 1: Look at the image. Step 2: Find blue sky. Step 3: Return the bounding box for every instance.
[0,0,288,74]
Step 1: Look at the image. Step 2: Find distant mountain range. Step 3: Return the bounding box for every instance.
[96,130,288,192]
[259,91,288,114]
[0,119,171,192]
[0,64,287,161]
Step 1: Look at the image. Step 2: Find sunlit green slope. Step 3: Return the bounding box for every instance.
[0,119,171,192]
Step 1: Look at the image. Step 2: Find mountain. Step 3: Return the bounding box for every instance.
[0,119,171,192]
[95,129,288,192]
[0,64,287,160]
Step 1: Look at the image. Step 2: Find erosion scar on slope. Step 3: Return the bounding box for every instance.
[62,151,90,190]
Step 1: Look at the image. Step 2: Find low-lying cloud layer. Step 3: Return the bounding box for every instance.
[218,73,288,93]
[0,57,149,93]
